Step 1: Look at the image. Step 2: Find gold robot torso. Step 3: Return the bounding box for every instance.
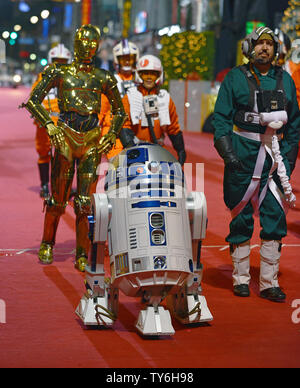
[57,63,112,115]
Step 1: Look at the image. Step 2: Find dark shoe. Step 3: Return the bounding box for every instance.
[233,284,250,297]
[260,287,286,302]
[69,188,77,200]
[40,183,50,198]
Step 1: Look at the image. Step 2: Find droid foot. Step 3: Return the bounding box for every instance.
[75,256,88,272]
[38,242,53,264]
[76,296,116,326]
[136,306,175,336]
[76,284,118,326]
[167,293,213,325]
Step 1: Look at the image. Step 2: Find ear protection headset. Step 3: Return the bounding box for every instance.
[274,28,291,55]
[242,26,280,60]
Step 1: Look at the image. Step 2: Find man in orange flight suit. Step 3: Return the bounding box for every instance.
[99,39,139,159]
[32,44,72,198]
[120,54,186,165]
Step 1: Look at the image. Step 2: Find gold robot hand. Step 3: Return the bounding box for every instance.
[46,123,65,149]
[98,132,117,154]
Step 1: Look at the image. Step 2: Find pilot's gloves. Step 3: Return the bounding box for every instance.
[214,135,244,172]
[169,132,186,166]
[119,128,136,148]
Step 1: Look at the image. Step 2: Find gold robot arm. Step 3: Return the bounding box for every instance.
[22,64,59,128]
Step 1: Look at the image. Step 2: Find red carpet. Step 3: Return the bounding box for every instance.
[0,87,299,368]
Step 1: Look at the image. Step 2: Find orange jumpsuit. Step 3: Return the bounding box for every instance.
[100,73,135,159]
[122,84,181,142]
[32,73,60,164]
[291,68,300,109]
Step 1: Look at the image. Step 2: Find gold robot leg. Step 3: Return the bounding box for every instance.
[73,148,101,272]
[39,150,75,264]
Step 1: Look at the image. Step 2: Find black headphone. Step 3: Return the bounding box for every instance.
[242,26,280,60]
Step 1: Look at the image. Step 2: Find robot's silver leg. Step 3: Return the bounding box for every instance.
[167,269,213,325]
[76,194,119,326]
[76,264,119,326]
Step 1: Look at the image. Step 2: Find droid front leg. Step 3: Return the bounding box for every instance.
[168,241,213,325]
[168,192,213,324]
[76,194,118,326]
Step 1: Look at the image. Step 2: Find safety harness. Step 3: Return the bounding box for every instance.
[234,64,287,131]
[230,64,295,219]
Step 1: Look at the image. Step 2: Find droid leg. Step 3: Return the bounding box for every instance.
[167,241,213,325]
[73,195,92,272]
[136,294,175,336]
[76,194,118,326]
[167,192,213,324]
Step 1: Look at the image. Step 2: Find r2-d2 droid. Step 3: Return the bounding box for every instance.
[76,143,213,336]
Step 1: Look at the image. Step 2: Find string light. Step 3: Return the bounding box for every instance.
[280,0,300,40]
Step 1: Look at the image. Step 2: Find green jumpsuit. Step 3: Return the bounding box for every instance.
[213,64,300,244]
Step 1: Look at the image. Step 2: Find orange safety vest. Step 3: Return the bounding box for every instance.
[291,68,300,109]
[122,84,181,142]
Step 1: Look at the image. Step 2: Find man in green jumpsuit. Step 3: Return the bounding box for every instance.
[213,26,300,301]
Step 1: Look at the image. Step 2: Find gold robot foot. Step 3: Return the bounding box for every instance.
[75,256,88,272]
[38,242,54,264]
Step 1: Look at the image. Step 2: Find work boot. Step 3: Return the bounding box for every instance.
[38,242,53,264]
[233,284,250,297]
[260,287,286,302]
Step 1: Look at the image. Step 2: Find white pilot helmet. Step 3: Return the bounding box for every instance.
[113,39,139,71]
[48,43,72,64]
[241,26,280,61]
[136,54,164,85]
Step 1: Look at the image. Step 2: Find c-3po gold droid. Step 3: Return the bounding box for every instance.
[22,25,127,271]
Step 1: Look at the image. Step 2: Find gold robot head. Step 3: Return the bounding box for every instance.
[74,24,101,63]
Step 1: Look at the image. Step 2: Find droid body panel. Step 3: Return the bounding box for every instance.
[76,143,213,335]
[107,145,192,296]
